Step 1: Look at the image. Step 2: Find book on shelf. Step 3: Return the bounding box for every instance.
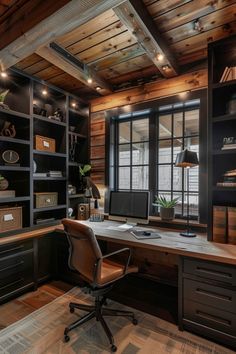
[217,182,236,187]
[222,144,236,150]
[33,173,47,178]
[220,66,236,82]
[223,169,236,177]
[0,190,15,198]
[213,206,227,243]
[48,170,63,177]
[228,207,236,245]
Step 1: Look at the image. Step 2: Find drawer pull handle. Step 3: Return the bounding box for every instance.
[196,266,232,279]
[0,278,24,291]
[0,245,24,256]
[196,310,231,326]
[196,288,232,301]
[0,261,24,273]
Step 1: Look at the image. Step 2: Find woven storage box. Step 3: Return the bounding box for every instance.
[0,206,22,232]
[34,192,58,208]
[35,135,56,153]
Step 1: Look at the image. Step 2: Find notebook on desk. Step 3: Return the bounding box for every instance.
[130,229,162,240]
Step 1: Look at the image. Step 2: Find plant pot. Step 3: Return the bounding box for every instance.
[160,207,175,221]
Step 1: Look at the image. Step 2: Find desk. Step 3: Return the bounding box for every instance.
[77,220,236,349]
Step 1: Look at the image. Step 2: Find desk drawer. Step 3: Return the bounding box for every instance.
[184,279,236,314]
[0,240,33,259]
[183,258,236,286]
[184,299,236,336]
[0,252,34,298]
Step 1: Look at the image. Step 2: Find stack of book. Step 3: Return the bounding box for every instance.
[33,172,47,178]
[220,66,236,82]
[221,137,236,150]
[48,170,63,178]
[213,206,236,244]
[217,169,236,187]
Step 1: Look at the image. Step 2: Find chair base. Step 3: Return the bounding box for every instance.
[64,296,138,352]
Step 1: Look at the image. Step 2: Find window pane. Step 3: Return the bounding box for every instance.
[132,142,149,165]
[159,140,171,163]
[173,192,182,215]
[183,193,199,217]
[158,165,171,190]
[132,119,149,142]
[119,121,130,143]
[185,109,199,136]
[159,114,172,139]
[118,167,130,189]
[132,166,148,190]
[173,166,182,191]
[184,137,199,192]
[173,112,183,137]
[173,138,182,162]
[119,144,130,165]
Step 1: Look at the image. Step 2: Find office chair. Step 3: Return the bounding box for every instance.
[62,218,138,352]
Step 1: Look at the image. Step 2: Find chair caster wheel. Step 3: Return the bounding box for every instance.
[70,307,75,313]
[64,335,70,343]
[111,345,117,352]
[132,318,138,325]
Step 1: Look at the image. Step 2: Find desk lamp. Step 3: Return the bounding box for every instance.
[175,149,199,237]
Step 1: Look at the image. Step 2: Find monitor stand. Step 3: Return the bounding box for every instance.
[118,222,137,230]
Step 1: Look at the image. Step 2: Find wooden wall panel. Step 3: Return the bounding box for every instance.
[90,69,207,112]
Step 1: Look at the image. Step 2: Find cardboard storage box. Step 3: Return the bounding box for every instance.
[0,206,22,232]
[34,192,58,208]
[35,135,56,153]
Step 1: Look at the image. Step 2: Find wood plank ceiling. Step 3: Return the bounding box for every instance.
[3,0,236,100]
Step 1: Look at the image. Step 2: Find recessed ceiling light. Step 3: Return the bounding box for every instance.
[72,102,76,108]
[162,64,170,71]
[96,86,101,91]
[156,53,164,61]
[0,71,7,78]
[42,89,48,96]
[87,77,93,84]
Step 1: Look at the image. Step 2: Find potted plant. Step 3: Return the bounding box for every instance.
[0,89,9,110]
[153,195,179,221]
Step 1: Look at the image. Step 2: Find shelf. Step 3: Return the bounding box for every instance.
[212,113,236,122]
[0,107,30,119]
[0,165,30,171]
[69,193,84,199]
[68,131,87,139]
[213,186,236,191]
[212,80,236,89]
[0,196,30,203]
[33,204,67,212]
[0,136,30,145]
[213,149,236,155]
[33,150,67,158]
[69,108,88,118]
[34,114,67,127]
[33,177,67,181]
[68,161,82,167]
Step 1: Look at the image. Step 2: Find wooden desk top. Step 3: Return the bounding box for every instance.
[78,220,236,266]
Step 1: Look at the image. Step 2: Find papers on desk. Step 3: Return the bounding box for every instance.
[106,226,127,232]
[130,229,162,240]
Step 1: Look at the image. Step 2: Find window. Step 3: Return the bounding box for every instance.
[111,97,203,221]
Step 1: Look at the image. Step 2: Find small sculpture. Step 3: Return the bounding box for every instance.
[48,108,63,122]
[68,208,73,218]
[0,121,16,137]
[0,174,9,191]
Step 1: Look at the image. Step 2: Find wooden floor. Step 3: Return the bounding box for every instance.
[0,281,73,330]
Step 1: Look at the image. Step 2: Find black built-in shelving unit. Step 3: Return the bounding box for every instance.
[0,69,89,234]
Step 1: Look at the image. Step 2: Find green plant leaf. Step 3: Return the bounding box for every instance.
[152,195,179,208]
[0,89,9,103]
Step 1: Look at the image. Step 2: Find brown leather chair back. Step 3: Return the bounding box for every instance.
[62,219,102,283]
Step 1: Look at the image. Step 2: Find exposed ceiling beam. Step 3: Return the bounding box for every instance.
[36,44,113,95]
[114,0,179,78]
[0,0,126,70]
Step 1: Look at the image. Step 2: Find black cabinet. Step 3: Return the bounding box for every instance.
[180,257,236,349]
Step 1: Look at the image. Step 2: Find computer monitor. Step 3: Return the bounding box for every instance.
[108,191,150,226]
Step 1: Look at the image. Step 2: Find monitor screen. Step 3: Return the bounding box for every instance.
[109,191,149,224]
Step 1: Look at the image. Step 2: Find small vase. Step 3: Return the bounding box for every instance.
[160,207,175,221]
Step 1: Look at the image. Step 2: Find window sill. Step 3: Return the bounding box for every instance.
[149,215,207,229]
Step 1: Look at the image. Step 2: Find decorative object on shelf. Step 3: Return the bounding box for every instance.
[0,121,16,137]
[175,149,199,237]
[33,104,47,116]
[77,203,90,220]
[68,207,73,218]
[0,174,9,190]
[68,184,76,195]
[226,93,236,114]
[79,164,91,190]
[0,206,22,232]
[152,195,179,221]
[33,160,37,173]
[34,192,58,208]
[35,135,56,152]
[48,108,63,121]
[217,168,236,187]
[69,126,76,132]
[222,136,236,150]
[2,149,20,165]
[0,89,9,110]
[220,66,236,82]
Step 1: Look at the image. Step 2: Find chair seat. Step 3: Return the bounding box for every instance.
[98,259,138,285]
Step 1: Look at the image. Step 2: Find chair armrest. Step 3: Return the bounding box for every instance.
[102,248,131,274]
